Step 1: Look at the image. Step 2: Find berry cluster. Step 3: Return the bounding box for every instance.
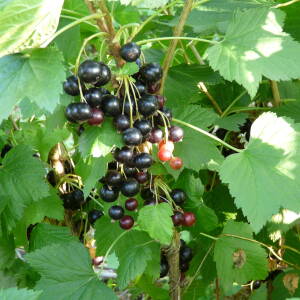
[160,239,194,277]
[60,42,192,232]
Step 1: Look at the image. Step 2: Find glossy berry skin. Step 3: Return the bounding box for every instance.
[122,98,137,116]
[114,146,134,164]
[78,60,102,84]
[253,280,261,290]
[65,103,92,122]
[141,188,155,201]
[108,205,124,220]
[148,127,163,143]
[159,140,174,153]
[172,211,184,226]
[105,170,123,187]
[1,144,12,158]
[135,171,149,184]
[180,262,189,272]
[88,209,104,224]
[138,94,159,117]
[84,87,107,108]
[133,119,152,136]
[102,95,121,117]
[158,149,172,162]
[114,114,130,131]
[63,75,80,96]
[123,128,143,146]
[180,246,193,262]
[94,62,111,86]
[124,166,138,177]
[121,178,140,197]
[169,157,183,170]
[134,153,153,169]
[155,107,172,126]
[125,198,138,211]
[120,42,141,62]
[140,63,163,83]
[62,189,85,210]
[119,215,134,230]
[160,260,169,278]
[134,81,146,96]
[183,212,196,227]
[88,108,104,126]
[170,189,186,205]
[169,126,184,142]
[100,185,119,202]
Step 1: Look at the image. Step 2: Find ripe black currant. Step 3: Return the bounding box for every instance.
[120,42,141,62]
[169,126,184,142]
[133,119,152,136]
[172,211,184,226]
[121,178,140,197]
[134,81,146,96]
[252,280,261,290]
[114,114,130,132]
[124,166,138,177]
[105,170,123,187]
[88,108,104,126]
[122,128,143,146]
[100,185,119,202]
[160,259,169,277]
[65,103,92,122]
[94,62,111,86]
[84,87,108,108]
[122,98,137,116]
[133,153,153,169]
[1,144,12,158]
[180,246,193,262]
[180,261,189,272]
[78,60,102,84]
[88,209,104,224]
[108,205,124,220]
[138,94,159,117]
[63,75,81,96]
[141,188,155,201]
[140,63,163,83]
[61,189,85,210]
[148,127,163,143]
[102,95,121,117]
[170,189,186,205]
[114,146,134,164]
[154,107,172,126]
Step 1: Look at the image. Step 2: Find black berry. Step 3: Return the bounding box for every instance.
[78,60,102,84]
[140,63,163,83]
[114,146,134,164]
[108,205,124,220]
[105,170,123,187]
[88,209,104,224]
[123,128,143,146]
[88,108,104,126]
[121,178,140,197]
[124,166,138,177]
[170,189,186,205]
[94,62,111,86]
[133,153,153,169]
[63,75,81,96]
[180,246,193,263]
[114,114,130,131]
[84,87,107,108]
[120,42,141,62]
[65,103,92,122]
[125,198,138,211]
[148,127,163,143]
[138,94,159,117]
[100,185,119,202]
[102,95,121,117]
[135,171,149,184]
[169,126,184,142]
[61,189,85,210]
[172,211,184,226]
[133,119,152,136]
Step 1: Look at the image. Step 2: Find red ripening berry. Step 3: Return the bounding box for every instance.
[172,211,184,226]
[159,140,174,153]
[119,215,134,230]
[158,149,172,162]
[183,212,196,227]
[169,157,183,170]
[125,198,138,211]
[88,108,104,126]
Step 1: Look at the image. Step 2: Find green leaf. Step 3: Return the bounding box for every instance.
[215,113,248,131]
[79,122,123,158]
[136,275,169,300]
[26,242,117,300]
[220,112,300,232]
[0,231,15,270]
[0,145,49,228]
[114,0,169,9]
[29,224,78,252]
[214,221,268,294]
[207,8,300,98]
[116,62,139,76]
[137,203,173,245]
[0,287,42,300]
[0,47,65,122]
[249,283,267,300]
[0,0,64,57]
[76,156,110,198]
[272,101,300,123]
[117,231,160,289]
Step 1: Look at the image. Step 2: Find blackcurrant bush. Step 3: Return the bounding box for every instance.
[120,42,141,62]
[133,153,153,169]
[100,185,119,202]
[121,178,140,197]
[88,108,104,126]
[119,215,134,230]
[114,146,134,164]
[88,209,104,224]
[125,198,138,211]
[180,246,193,262]
[123,128,143,146]
[169,126,184,142]
[65,103,92,122]
[108,205,124,220]
[148,127,163,143]
[138,94,159,117]
[133,119,152,136]
[170,189,186,205]
[140,63,163,83]
[105,170,123,187]
[102,95,121,117]
[63,75,81,96]
[114,114,130,131]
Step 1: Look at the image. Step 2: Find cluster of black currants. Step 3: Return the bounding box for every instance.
[160,239,194,278]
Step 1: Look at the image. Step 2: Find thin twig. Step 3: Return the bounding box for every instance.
[274,0,300,7]
[198,82,222,115]
[270,80,281,107]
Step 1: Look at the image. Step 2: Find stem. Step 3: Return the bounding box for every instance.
[228,106,270,114]
[274,0,300,7]
[167,230,181,300]
[136,37,217,46]
[172,118,242,153]
[270,80,281,107]
[48,13,103,43]
[221,91,248,117]
[189,43,205,65]
[198,82,222,115]
[160,0,194,94]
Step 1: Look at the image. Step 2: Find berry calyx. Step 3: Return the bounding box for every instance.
[63,75,81,96]
[119,215,134,230]
[169,157,183,170]
[158,149,172,162]
[183,212,196,227]
[125,198,138,211]
[88,209,104,224]
[120,42,141,62]
[108,205,124,220]
[88,108,104,126]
